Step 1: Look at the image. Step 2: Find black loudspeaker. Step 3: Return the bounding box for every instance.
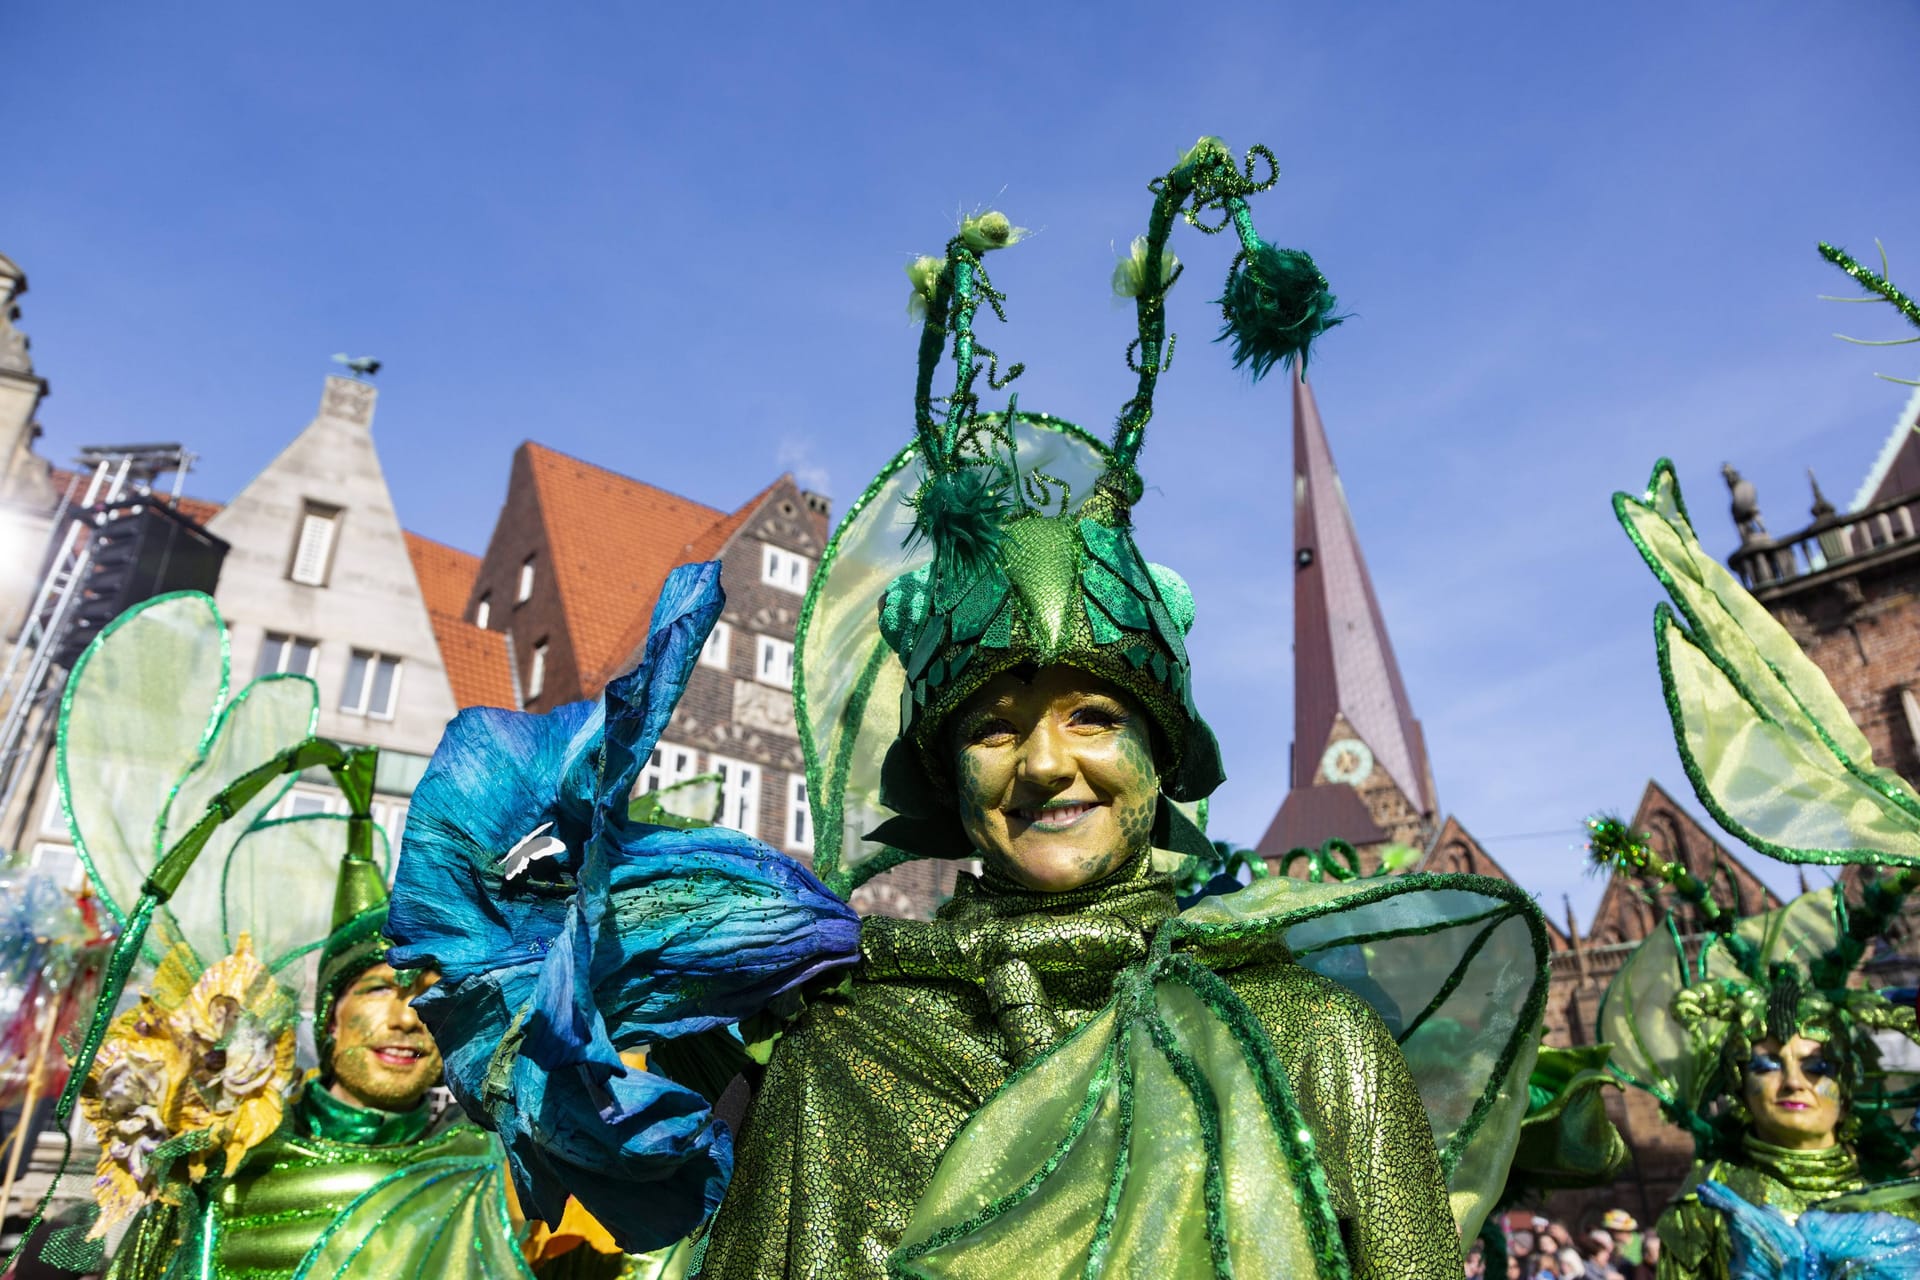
[51,501,230,669]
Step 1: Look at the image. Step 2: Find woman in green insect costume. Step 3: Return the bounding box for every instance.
[1583,460,1920,1280]
[385,138,1554,1279]
[0,592,533,1280]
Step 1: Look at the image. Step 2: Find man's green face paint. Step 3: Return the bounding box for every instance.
[328,962,443,1113]
[950,665,1160,893]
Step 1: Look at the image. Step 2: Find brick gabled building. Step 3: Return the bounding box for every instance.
[455,441,839,874]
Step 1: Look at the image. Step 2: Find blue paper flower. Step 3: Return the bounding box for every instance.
[385,561,861,1252]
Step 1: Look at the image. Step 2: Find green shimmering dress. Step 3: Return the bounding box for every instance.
[699,854,1465,1279]
[105,1086,517,1280]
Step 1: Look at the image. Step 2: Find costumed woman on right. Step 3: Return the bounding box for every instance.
[1587,456,1920,1280]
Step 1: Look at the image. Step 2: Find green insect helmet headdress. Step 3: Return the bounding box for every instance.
[795,138,1344,894]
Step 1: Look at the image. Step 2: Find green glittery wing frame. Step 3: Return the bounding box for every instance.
[793,412,1115,897]
[55,591,330,972]
[290,1153,535,1280]
[891,872,1551,1274]
[1174,872,1551,1241]
[1614,460,1920,866]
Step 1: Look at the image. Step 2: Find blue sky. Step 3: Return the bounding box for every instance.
[10,2,1919,919]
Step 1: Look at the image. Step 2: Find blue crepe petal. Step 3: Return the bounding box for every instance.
[385,561,855,1252]
[1802,1207,1920,1279]
[386,698,599,984]
[1699,1180,1920,1280]
[599,826,860,1041]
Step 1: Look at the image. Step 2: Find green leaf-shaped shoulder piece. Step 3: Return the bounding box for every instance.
[292,1153,535,1280]
[890,956,1346,1279]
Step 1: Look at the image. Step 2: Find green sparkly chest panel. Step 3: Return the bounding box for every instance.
[215,1122,495,1280]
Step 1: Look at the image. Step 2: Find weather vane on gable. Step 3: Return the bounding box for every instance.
[330,353,382,380]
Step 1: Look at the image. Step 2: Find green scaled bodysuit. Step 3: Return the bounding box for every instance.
[699,853,1462,1279]
[104,1086,513,1280]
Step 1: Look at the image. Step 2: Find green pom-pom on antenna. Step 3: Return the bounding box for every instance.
[1585,813,1653,875]
[904,465,1014,580]
[1216,241,1346,380]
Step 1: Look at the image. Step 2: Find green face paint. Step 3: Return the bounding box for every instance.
[326,962,444,1114]
[949,665,1161,893]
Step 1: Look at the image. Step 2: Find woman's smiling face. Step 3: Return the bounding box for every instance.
[949,664,1160,893]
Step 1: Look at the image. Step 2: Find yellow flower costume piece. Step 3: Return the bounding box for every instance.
[80,935,297,1236]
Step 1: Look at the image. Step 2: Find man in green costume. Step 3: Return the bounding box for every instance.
[104,847,514,1280]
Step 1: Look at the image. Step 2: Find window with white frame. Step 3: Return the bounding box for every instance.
[699,620,732,671]
[709,755,760,836]
[527,640,548,700]
[761,545,810,594]
[289,504,341,586]
[257,632,319,679]
[517,556,537,603]
[786,774,812,852]
[640,741,699,795]
[341,651,403,718]
[475,594,492,629]
[756,636,794,689]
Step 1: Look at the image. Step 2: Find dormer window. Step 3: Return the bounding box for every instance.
[289,503,341,586]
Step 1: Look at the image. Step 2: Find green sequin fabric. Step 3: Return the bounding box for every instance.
[1654,1135,1920,1280]
[102,1088,516,1280]
[698,852,1465,1279]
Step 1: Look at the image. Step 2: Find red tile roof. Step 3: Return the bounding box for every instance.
[401,532,517,710]
[585,475,785,690]
[404,531,481,620]
[427,612,519,710]
[518,442,784,695]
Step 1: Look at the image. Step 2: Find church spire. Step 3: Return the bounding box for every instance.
[1257,373,1436,862]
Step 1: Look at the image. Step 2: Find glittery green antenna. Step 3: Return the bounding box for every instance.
[903,212,1029,580]
[1107,137,1345,483]
[1820,240,1920,387]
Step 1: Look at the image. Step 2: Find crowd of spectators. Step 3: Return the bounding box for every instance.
[1462,1209,1659,1280]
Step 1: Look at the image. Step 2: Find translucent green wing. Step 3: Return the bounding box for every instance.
[150,673,319,964]
[1597,916,1708,1122]
[58,592,231,934]
[794,413,1111,895]
[1713,886,1842,984]
[893,960,1343,1280]
[1617,461,1920,865]
[291,1154,535,1280]
[225,814,391,1013]
[57,592,321,970]
[1176,872,1550,1240]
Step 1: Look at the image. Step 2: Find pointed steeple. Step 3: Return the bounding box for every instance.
[1257,373,1436,862]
